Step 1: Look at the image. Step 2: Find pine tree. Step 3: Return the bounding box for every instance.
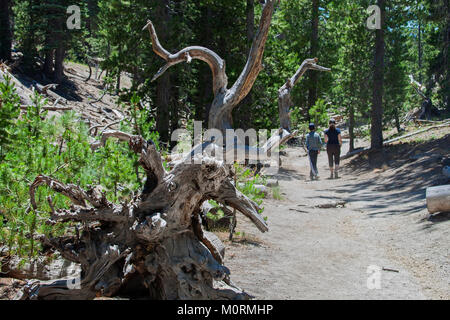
[371,0,386,150]
[0,0,12,61]
[0,75,20,158]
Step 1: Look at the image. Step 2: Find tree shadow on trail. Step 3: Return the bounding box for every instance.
[419,211,450,232]
[334,134,450,221]
[268,167,306,181]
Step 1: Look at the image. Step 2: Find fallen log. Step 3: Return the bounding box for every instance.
[20,105,72,112]
[383,122,450,145]
[426,185,450,214]
[32,82,67,105]
[1,254,80,281]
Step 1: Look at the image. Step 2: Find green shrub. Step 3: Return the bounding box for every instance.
[0,75,21,159]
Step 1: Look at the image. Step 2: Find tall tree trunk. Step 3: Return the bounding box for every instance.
[246,0,255,43]
[116,71,121,93]
[307,0,320,117]
[155,0,171,144]
[370,0,385,150]
[238,0,256,129]
[54,5,66,84]
[445,2,449,111]
[87,0,99,35]
[156,73,171,144]
[0,0,12,62]
[394,106,401,133]
[54,46,65,84]
[418,21,423,83]
[349,103,355,152]
[43,51,54,79]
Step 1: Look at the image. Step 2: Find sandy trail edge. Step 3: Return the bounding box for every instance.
[224,140,449,300]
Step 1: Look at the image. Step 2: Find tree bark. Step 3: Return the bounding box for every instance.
[0,0,12,62]
[418,21,423,83]
[43,48,54,79]
[203,10,214,125]
[348,103,355,152]
[155,0,171,144]
[246,0,255,43]
[54,46,65,84]
[237,0,256,129]
[370,0,385,150]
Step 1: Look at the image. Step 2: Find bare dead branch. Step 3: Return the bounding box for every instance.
[144,20,228,95]
[279,58,330,131]
[216,181,268,233]
[30,175,111,210]
[30,175,88,210]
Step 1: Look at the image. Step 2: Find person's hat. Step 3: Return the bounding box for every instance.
[309,123,315,130]
[329,118,336,124]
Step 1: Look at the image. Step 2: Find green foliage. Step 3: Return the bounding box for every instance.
[234,163,265,211]
[271,186,283,201]
[206,200,225,221]
[0,80,146,258]
[0,75,20,158]
[308,98,329,128]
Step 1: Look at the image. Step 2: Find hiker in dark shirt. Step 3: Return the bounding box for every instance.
[324,119,342,179]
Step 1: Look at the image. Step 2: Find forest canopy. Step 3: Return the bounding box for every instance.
[0,0,448,143]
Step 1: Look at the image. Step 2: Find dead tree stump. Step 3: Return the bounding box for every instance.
[21,132,267,300]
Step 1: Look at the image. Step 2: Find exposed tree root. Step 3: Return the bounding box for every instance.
[20,132,267,300]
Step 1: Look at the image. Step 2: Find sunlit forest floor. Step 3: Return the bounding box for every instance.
[222,131,449,299]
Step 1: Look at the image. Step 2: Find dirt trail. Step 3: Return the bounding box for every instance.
[224,140,449,300]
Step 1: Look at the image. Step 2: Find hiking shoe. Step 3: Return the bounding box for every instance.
[335,171,339,179]
[330,173,334,179]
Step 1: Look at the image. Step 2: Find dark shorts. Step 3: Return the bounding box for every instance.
[327,144,341,167]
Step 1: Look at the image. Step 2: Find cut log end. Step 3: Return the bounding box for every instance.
[426,185,450,214]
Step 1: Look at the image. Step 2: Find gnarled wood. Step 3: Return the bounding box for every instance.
[143,20,228,97]
[21,131,267,300]
[278,58,330,132]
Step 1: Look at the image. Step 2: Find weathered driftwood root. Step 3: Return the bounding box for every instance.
[21,131,267,300]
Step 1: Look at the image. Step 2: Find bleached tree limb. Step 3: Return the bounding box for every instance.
[144,0,278,135]
[143,20,228,96]
[278,58,331,132]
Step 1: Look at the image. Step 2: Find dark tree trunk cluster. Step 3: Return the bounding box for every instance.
[0,0,12,62]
